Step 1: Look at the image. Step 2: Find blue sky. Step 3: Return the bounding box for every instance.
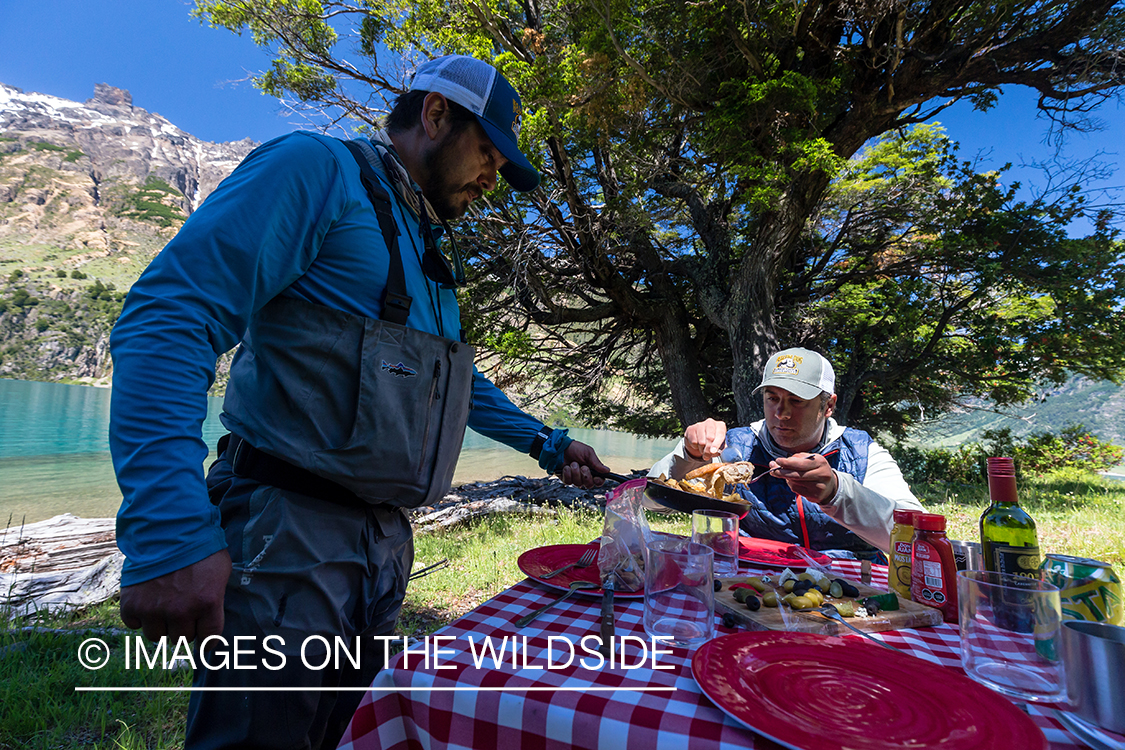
[2,1,1121,233]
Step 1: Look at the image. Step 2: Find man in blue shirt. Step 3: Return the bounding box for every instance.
[110,55,608,749]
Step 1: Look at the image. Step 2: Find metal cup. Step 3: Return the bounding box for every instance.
[949,539,983,572]
[1060,620,1125,733]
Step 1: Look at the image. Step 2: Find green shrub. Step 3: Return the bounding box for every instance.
[892,424,1125,484]
[1015,424,1125,474]
[8,269,22,283]
[35,318,50,332]
[56,269,68,278]
[11,288,38,308]
[30,140,67,152]
[70,269,87,279]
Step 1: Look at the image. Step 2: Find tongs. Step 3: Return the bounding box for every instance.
[408,558,449,581]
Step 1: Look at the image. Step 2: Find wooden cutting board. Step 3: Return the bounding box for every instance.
[715,574,943,634]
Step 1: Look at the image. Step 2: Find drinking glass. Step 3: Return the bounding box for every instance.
[958,570,1066,702]
[643,536,715,648]
[691,509,740,578]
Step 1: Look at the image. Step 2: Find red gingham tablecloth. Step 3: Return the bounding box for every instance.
[339,560,1092,750]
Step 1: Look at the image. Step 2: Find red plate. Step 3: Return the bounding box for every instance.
[692,631,1047,750]
[739,537,831,569]
[517,543,644,599]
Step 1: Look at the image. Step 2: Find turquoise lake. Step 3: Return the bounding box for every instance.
[0,379,677,525]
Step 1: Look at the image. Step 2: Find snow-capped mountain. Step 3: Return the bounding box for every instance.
[0,82,261,383]
[0,82,256,214]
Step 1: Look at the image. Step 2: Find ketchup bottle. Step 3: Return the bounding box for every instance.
[910,513,959,623]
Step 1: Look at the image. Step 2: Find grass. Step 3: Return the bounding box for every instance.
[1,473,1121,748]
[917,469,1125,567]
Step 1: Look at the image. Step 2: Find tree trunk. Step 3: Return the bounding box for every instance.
[653,305,711,424]
[727,175,832,425]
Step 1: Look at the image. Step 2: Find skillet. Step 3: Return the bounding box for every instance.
[594,469,754,519]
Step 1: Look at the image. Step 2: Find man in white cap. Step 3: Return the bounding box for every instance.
[110,54,608,749]
[650,348,922,556]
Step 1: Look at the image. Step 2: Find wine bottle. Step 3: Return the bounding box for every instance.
[980,457,1041,579]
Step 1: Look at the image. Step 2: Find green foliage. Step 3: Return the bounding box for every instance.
[70,270,87,280]
[112,176,186,228]
[28,140,83,162]
[29,140,67,153]
[7,269,22,283]
[890,443,988,486]
[56,269,68,278]
[798,126,1125,436]
[891,425,1125,485]
[1015,424,1125,474]
[10,288,38,309]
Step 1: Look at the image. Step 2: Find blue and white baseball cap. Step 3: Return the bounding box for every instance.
[409,55,540,192]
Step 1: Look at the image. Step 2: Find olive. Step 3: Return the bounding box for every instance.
[714,579,723,592]
[829,581,844,599]
[722,612,737,629]
[797,572,817,583]
[762,591,779,607]
[864,597,882,616]
[834,579,860,598]
[817,578,831,593]
[744,594,761,611]
[783,579,796,593]
[803,588,824,606]
[790,595,815,610]
[747,576,772,593]
[792,579,815,595]
[733,588,752,603]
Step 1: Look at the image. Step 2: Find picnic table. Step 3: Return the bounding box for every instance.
[339,559,1093,750]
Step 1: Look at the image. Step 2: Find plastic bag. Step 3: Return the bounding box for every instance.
[597,478,652,592]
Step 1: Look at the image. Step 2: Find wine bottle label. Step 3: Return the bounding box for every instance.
[990,544,1041,578]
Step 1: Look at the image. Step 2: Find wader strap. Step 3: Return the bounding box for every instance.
[218,433,368,508]
[342,139,412,326]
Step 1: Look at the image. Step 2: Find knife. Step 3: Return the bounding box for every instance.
[599,573,616,659]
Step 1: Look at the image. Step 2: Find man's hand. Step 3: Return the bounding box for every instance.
[684,419,727,460]
[559,440,612,489]
[769,453,838,504]
[119,549,232,646]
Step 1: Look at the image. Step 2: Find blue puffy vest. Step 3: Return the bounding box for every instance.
[724,426,877,553]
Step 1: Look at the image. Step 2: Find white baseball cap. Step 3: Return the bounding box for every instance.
[409,55,539,192]
[753,348,835,400]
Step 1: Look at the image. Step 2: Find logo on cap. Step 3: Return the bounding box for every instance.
[511,100,522,138]
[773,355,802,376]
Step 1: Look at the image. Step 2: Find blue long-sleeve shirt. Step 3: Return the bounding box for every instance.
[110,131,546,586]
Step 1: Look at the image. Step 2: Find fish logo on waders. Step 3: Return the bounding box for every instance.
[381,360,417,378]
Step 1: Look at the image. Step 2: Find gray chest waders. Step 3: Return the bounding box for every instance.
[220,140,474,508]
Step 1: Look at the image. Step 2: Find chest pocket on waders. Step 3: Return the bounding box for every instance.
[308,141,474,508]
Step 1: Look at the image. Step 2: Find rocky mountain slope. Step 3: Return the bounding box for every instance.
[0,82,257,385]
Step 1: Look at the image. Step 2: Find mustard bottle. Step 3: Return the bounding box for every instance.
[889,509,921,600]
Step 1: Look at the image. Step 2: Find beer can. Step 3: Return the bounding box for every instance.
[1039,553,1122,625]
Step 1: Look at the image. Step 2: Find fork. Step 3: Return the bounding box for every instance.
[542,548,597,579]
[810,604,905,653]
